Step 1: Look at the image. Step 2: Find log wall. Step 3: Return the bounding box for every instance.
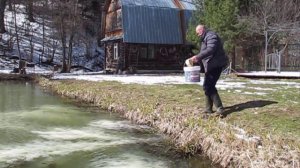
[105,42,193,73]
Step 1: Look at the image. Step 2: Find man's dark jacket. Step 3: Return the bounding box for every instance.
[196,30,228,72]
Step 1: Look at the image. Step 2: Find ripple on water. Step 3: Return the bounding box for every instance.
[89,153,169,168]
[0,119,162,167]
[0,127,37,145]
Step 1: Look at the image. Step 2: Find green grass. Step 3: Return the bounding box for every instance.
[39,77,300,152]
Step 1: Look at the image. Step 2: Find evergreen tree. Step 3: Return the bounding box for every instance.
[186,2,203,50]
[187,0,240,54]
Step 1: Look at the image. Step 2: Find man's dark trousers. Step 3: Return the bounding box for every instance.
[203,67,223,96]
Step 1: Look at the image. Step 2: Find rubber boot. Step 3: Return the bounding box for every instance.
[204,95,213,113]
[211,92,225,116]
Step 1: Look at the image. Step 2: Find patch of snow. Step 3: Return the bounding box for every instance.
[247,87,276,91]
[249,80,300,89]
[53,74,202,85]
[0,70,11,74]
[233,89,267,95]
[243,91,267,95]
[49,72,300,96]
[238,71,300,78]
[249,80,300,86]
[217,80,246,90]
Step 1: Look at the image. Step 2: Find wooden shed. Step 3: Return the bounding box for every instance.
[101,0,196,73]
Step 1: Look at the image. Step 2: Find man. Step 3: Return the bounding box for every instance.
[190,25,228,116]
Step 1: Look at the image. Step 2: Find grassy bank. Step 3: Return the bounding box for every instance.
[39,77,300,167]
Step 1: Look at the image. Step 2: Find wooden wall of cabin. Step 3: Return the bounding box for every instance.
[127,43,192,71]
[104,40,126,73]
[105,42,194,73]
[105,0,122,37]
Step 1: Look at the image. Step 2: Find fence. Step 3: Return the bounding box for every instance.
[235,44,300,72]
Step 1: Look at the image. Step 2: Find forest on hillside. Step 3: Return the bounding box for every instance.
[0,0,106,73]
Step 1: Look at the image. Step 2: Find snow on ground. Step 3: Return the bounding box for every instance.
[50,72,300,96]
[0,68,53,74]
[1,66,299,96]
[237,71,300,78]
[0,56,53,74]
[53,73,195,85]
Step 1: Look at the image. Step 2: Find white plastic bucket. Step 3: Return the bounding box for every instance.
[184,66,201,82]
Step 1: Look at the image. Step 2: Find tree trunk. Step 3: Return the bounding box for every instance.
[41,11,45,60]
[13,4,21,60]
[60,28,67,73]
[49,40,57,63]
[100,5,105,42]
[58,2,67,73]
[66,0,79,73]
[28,34,34,62]
[27,0,34,22]
[0,0,7,33]
[7,0,11,11]
[67,35,73,72]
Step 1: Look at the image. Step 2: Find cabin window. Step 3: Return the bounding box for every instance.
[148,45,155,59]
[140,47,147,59]
[113,43,119,60]
[139,45,155,60]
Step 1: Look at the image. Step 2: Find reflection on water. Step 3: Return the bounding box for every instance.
[0,81,213,168]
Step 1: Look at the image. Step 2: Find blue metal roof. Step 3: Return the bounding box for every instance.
[122,5,183,44]
[121,0,177,8]
[106,0,196,44]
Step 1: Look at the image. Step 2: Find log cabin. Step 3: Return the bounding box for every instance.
[101,0,196,73]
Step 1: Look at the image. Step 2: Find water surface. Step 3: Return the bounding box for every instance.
[0,81,213,168]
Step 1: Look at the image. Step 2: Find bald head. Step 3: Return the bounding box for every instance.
[195,25,205,37]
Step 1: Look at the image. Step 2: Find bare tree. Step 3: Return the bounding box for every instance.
[12,3,25,74]
[24,29,34,62]
[39,0,46,63]
[12,3,20,59]
[248,0,300,33]
[29,33,34,62]
[7,0,11,11]
[46,38,58,63]
[26,0,34,22]
[66,0,80,72]
[51,0,68,72]
[0,0,7,33]
[59,11,67,72]
[245,0,300,71]
[52,0,80,73]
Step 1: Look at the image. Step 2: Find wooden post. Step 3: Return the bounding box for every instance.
[264,30,268,72]
[19,60,26,74]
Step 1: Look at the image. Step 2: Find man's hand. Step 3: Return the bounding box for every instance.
[190,56,198,63]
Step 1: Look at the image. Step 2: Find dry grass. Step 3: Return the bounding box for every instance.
[38,78,300,168]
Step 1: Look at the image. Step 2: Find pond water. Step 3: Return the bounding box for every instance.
[0,81,213,168]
